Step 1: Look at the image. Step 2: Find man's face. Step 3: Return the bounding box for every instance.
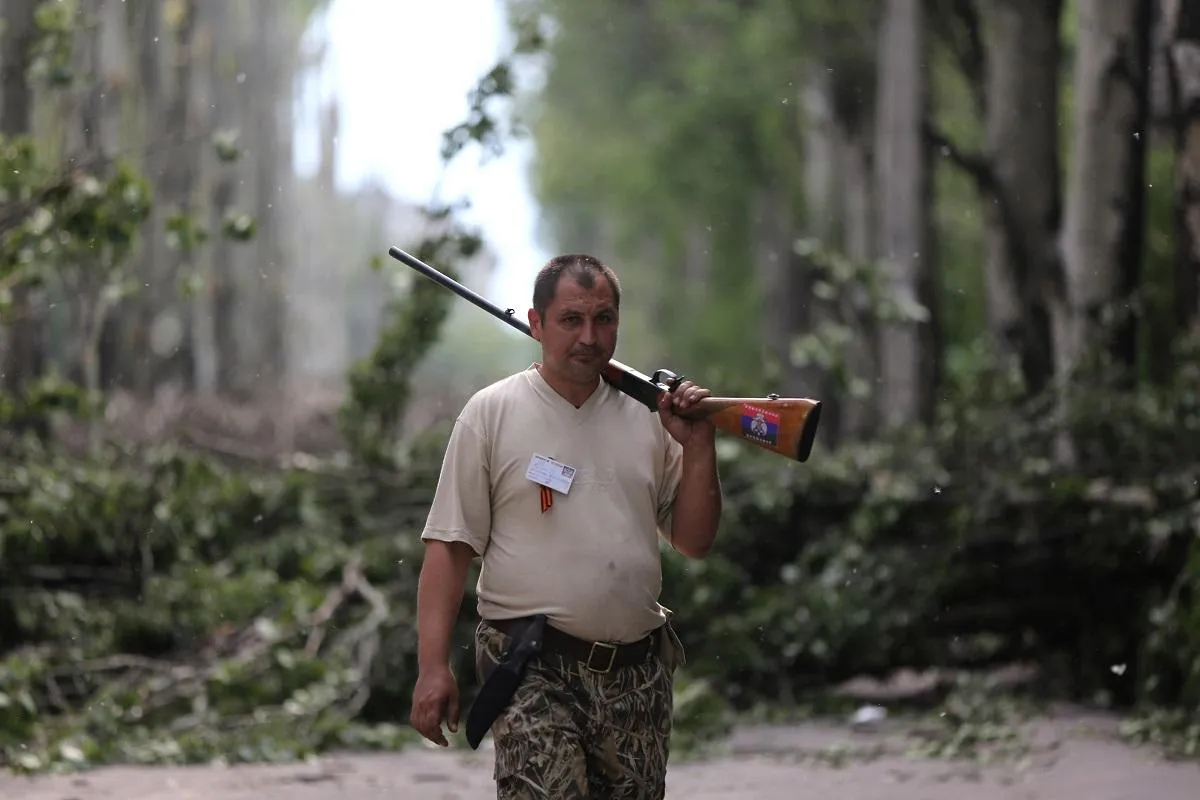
[528,274,619,386]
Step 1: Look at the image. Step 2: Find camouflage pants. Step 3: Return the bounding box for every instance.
[474,618,685,800]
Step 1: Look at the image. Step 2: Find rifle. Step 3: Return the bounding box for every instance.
[387,246,823,463]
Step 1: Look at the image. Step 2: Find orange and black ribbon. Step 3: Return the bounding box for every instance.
[539,485,553,513]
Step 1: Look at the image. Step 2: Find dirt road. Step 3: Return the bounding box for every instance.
[3,706,1198,799]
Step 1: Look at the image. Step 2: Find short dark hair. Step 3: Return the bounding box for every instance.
[531,254,622,317]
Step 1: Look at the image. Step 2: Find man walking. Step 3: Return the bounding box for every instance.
[409,253,723,798]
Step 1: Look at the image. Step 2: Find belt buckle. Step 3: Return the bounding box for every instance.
[585,641,618,673]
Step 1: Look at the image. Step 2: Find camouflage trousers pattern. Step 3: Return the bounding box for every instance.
[473,618,686,800]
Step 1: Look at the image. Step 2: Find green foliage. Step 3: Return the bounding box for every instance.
[497,0,900,380]
[788,238,931,400]
[659,349,1200,725]
[3,0,1200,776]
[2,353,1200,772]
[0,135,151,308]
[164,212,210,257]
[337,207,483,469]
[0,426,444,771]
[905,674,1040,765]
[211,129,242,163]
[512,1,797,369]
[219,211,257,242]
[1121,707,1200,761]
[28,0,76,87]
[441,62,517,163]
[668,674,736,759]
[2,0,262,396]
[0,0,491,775]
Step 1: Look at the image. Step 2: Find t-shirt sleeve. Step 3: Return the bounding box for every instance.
[656,432,684,536]
[420,409,492,557]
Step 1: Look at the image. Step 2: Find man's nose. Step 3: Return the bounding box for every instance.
[578,321,597,344]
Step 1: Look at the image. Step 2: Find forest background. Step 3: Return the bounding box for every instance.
[1,0,1200,774]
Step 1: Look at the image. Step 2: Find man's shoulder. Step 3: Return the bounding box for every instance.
[602,379,654,412]
[601,375,674,420]
[597,381,677,448]
[460,367,536,417]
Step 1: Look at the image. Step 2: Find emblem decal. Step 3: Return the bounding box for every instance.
[740,403,780,447]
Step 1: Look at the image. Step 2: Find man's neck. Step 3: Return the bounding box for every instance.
[535,363,600,408]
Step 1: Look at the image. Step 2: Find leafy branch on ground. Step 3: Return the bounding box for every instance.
[904,673,1040,766]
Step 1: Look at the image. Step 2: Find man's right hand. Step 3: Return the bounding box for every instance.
[410,665,460,746]
[411,539,475,747]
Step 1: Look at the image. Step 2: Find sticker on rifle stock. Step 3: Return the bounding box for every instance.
[740,403,780,447]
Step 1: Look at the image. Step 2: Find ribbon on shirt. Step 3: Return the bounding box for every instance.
[539,485,553,513]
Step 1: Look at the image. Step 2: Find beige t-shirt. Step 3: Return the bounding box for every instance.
[420,363,684,643]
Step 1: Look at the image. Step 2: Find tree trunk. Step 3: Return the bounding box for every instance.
[217,0,290,400]
[250,0,289,395]
[209,0,239,395]
[132,0,166,396]
[156,0,199,390]
[800,60,879,444]
[874,0,937,429]
[683,220,712,308]
[798,66,844,446]
[1053,0,1154,461]
[1054,0,1154,375]
[1166,0,1200,339]
[0,0,36,135]
[833,69,880,441]
[979,0,1062,393]
[188,0,220,396]
[751,184,814,400]
[287,99,347,394]
[0,0,44,392]
[68,0,109,407]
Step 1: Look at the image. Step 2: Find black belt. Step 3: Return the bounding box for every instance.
[488,617,655,673]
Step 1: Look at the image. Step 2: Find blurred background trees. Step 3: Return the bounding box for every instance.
[2,0,1200,773]
[0,0,525,455]
[509,0,1193,453]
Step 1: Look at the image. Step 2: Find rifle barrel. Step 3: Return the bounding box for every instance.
[388,246,533,337]
[390,244,667,407]
[388,244,823,461]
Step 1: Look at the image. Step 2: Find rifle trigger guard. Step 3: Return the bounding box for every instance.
[651,369,683,392]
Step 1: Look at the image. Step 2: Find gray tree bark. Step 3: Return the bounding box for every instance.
[874,0,938,429]
[1165,0,1200,339]
[980,0,1061,392]
[1053,0,1153,462]
[1055,0,1152,373]
[751,183,814,400]
[0,0,43,392]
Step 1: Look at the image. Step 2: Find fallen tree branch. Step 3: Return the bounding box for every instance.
[305,558,363,656]
[342,566,390,718]
[299,556,391,719]
[0,564,140,593]
[53,654,176,676]
[7,553,396,760]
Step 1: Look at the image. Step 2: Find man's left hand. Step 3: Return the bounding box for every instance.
[657,379,716,449]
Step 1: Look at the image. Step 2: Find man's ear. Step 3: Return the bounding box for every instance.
[527,308,542,341]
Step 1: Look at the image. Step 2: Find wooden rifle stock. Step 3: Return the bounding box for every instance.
[691,396,820,463]
[388,246,823,462]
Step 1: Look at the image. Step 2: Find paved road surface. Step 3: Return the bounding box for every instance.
[3,707,1198,799]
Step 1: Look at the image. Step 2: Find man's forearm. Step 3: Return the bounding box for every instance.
[416,540,475,670]
[669,443,722,559]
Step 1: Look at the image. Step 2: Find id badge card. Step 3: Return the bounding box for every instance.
[526,453,576,494]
